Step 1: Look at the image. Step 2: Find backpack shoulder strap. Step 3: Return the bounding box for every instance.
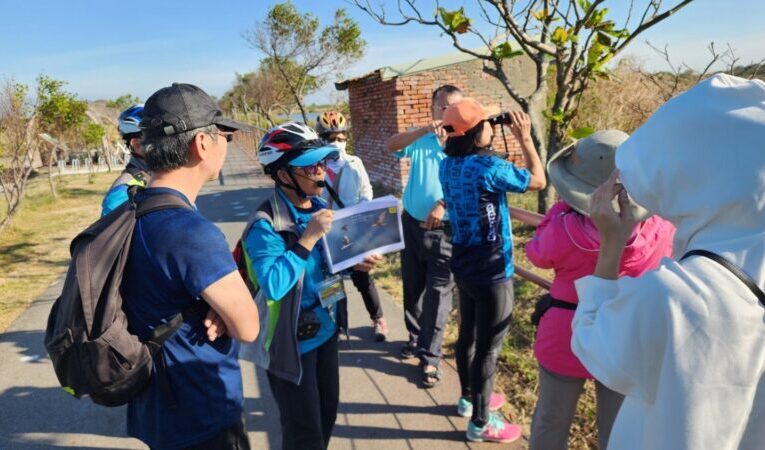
[327,165,347,209]
[135,192,193,217]
[682,249,765,307]
[147,301,208,346]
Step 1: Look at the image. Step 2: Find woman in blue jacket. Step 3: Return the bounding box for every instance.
[242,122,380,450]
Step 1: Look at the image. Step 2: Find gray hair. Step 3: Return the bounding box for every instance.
[142,124,219,172]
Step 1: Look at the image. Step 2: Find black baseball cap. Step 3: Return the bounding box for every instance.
[140,83,252,137]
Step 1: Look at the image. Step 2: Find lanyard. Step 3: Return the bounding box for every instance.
[277,189,333,280]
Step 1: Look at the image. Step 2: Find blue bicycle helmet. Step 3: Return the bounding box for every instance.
[118,104,144,137]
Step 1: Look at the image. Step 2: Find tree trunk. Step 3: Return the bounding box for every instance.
[102,136,113,173]
[541,123,566,212]
[0,177,17,233]
[47,146,58,199]
[261,107,276,127]
[0,164,33,234]
[526,91,554,213]
[295,99,308,123]
[0,199,20,233]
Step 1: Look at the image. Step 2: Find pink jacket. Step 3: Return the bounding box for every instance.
[526,201,675,378]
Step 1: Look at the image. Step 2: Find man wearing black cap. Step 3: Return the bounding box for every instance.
[120,83,260,450]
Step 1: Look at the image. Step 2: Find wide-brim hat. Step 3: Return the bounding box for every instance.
[547,129,650,221]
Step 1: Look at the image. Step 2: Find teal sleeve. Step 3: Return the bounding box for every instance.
[101,185,129,217]
[243,219,309,300]
[484,159,531,194]
[393,141,414,159]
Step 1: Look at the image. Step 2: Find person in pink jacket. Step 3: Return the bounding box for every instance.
[525,130,675,450]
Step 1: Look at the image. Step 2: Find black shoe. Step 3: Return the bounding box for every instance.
[400,342,417,359]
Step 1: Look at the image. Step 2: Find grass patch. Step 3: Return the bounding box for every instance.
[371,189,600,449]
[0,172,114,333]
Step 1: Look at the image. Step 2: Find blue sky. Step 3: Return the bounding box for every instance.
[1,0,763,104]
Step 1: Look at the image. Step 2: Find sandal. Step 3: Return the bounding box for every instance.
[421,364,442,388]
[400,341,418,359]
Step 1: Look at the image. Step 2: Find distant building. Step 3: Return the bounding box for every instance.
[336,50,536,191]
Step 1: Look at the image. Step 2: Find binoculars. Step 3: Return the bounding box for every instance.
[442,111,513,134]
[487,112,513,126]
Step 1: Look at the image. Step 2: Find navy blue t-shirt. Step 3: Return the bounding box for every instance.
[121,187,242,450]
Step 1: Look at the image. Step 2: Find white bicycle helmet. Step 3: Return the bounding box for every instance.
[258,122,338,174]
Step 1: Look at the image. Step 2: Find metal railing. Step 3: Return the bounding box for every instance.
[509,206,552,290]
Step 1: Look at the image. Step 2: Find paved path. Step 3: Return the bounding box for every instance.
[0,145,525,449]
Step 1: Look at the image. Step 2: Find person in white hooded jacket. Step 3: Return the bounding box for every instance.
[316,111,389,341]
[572,73,765,450]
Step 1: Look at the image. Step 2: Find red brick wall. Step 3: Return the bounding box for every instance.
[346,57,533,191]
[346,73,407,191]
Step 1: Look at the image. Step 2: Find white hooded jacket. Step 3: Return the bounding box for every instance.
[323,145,373,209]
[572,74,765,450]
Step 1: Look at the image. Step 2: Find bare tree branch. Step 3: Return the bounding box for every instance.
[616,0,694,53]
[487,0,558,56]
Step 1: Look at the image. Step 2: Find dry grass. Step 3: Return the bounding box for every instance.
[372,190,602,450]
[0,171,114,333]
[572,57,697,135]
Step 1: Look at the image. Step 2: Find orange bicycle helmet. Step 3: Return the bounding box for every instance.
[315,111,348,136]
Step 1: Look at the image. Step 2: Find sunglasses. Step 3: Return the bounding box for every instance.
[214,128,235,142]
[327,137,347,143]
[296,160,327,176]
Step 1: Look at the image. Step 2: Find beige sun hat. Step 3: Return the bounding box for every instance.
[547,129,650,221]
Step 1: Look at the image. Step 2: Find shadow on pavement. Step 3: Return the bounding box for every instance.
[195,187,272,224]
[0,330,139,449]
[0,329,280,449]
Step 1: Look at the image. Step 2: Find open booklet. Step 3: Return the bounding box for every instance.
[321,195,405,273]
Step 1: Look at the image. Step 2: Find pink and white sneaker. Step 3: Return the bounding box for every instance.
[466,412,522,443]
[456,392,506,417]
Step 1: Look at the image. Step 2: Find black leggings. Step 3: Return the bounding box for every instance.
[455,279,514,426]
[350,269,383,320]
[267,336,339,450]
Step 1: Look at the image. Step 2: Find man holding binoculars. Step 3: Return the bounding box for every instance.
[385,84,462,388]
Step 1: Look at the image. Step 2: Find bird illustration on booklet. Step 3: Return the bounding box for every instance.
[372,211,387,228]
[322,195,405,273]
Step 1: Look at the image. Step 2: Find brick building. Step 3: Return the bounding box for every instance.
[336,50,536,191]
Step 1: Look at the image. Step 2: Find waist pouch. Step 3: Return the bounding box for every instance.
[531,294,577,326]
[297,306,321,341]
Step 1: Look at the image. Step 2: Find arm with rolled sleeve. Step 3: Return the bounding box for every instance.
[572,271,670,403]
[243,219,311,301]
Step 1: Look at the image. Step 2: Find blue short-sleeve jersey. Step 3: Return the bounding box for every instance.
[439,155,530,284]
[121,187,242,450]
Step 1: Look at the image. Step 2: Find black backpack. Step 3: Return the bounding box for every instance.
[44,187,197,407]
